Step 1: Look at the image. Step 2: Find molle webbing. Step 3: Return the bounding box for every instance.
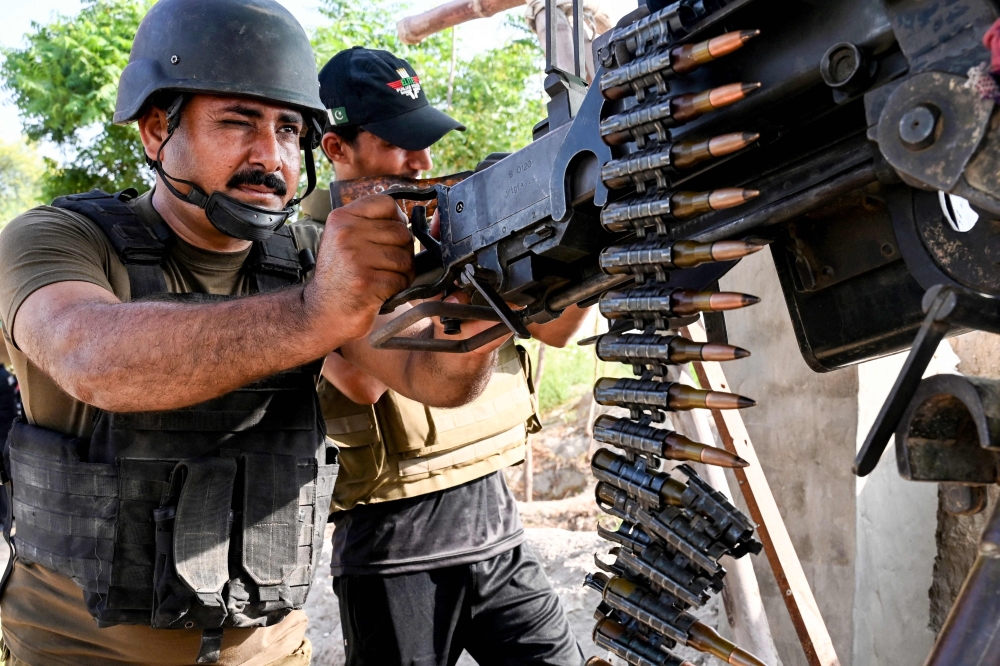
[50,188,309,299]
[51,189,170,298]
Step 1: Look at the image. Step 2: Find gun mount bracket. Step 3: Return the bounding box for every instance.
[854,284,1000,476]
[369,301,511,353]
[877,72,994,192]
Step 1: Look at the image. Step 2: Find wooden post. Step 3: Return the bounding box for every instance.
[682,322,842,666]
[687,399,781,664]
[447,27,457,109]
[397,0,525,45]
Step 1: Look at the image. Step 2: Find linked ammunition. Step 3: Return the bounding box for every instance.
[592,452,762,555]
[615,547,713,607]
[599,287,760,326]
[602,133,760,192]
[599,239,765,281]
[593,617,697,666]
[596,484,728,575]
[602,31,761,101]
[601,188,758,234]
[592,447,688,508]
[593,415,749,467]
[687,622,770,666]
[595,333,750,366]
[602,576,699,643]
[593,378,756,412]
[601,83,761,147]
[673,465,761,555]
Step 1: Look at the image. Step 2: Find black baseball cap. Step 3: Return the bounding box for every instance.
[318,47,465,151]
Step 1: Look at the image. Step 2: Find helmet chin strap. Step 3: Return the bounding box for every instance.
[152,95,318,242]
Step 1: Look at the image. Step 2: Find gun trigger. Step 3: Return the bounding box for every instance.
[460,265,532,339]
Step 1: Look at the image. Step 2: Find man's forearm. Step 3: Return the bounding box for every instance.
[17,282,344,412]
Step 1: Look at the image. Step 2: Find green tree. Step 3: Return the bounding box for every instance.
[0,138,45,224]
[1,0,152,200]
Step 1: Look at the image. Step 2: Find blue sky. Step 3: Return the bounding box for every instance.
[0,0,547,143]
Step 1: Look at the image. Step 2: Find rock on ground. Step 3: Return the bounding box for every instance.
[304,525,719,665]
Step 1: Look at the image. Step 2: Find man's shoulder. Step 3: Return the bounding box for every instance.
[2,203,116,254]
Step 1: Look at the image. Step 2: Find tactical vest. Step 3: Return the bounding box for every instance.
[323,340,540,511]
[0,190,337,664]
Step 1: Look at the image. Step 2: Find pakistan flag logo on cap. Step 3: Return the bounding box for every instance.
[328,107,349,125]
[387,68,422,100]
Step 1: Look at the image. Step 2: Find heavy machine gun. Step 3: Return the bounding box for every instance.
[337,0,1000,663]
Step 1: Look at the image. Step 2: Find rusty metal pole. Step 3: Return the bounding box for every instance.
[682,322,841,666]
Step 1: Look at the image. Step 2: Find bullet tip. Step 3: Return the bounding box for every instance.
[744,294,762,305]
[743,189,761,201]
[742,29,762,41]
[735,456,750,467]
[743,131,761,143]
[744,82,763,92]
[737,396,757,408]
[733,346,752,359]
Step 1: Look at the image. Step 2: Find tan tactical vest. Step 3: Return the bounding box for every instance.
[322,340,541,511]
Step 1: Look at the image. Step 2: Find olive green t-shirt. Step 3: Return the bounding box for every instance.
[0,190,320,666]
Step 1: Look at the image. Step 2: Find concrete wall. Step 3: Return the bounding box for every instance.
[850,350,950,666]
[719,252,858,666]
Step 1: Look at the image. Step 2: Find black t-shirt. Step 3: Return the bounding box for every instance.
[330,472,525,576]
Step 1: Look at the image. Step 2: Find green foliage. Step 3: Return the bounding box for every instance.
[1,0,543,199]
[312,1,544,178]
[0,138,45,225]
[1,0,152,199]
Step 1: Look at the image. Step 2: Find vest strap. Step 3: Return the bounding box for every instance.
[197,627,224,664]
[51,189,170,299]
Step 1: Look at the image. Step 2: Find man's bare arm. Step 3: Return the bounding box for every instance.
[12,196,414,413]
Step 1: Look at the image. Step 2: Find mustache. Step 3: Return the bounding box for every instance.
[226,168,288,197]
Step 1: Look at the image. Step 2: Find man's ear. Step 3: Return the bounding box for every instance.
[321,132,353,166]
[137,106,170,163]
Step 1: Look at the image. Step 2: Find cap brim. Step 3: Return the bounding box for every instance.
[363,104,465,151]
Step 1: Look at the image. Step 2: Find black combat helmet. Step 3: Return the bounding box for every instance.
[114,0,326,241]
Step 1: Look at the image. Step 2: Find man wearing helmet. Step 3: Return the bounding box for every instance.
[0,2,507,665]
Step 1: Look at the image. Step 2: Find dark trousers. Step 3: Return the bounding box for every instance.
[332,544,584,666]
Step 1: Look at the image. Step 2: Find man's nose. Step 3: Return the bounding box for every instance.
[248,128,283,173]
[406,148,433,175]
